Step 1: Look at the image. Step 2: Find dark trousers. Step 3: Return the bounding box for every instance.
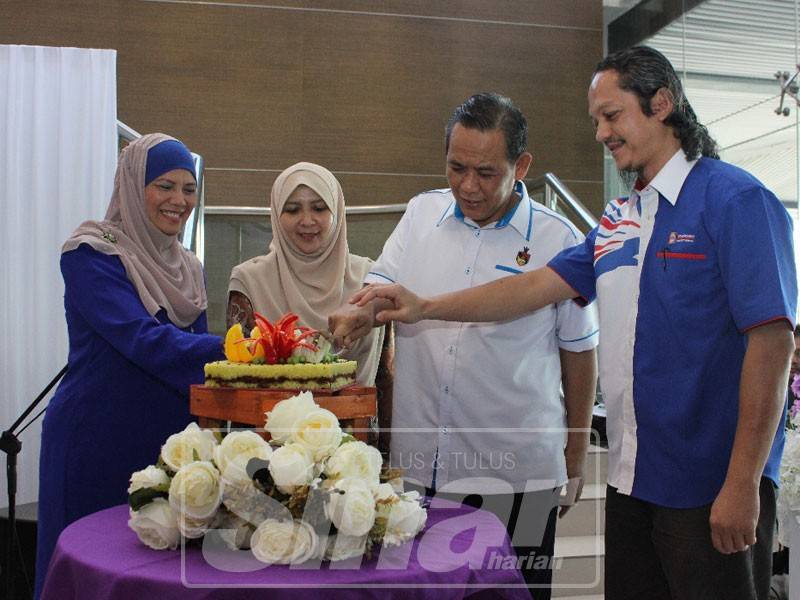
[605,478,776,600]
[422,485,560,600]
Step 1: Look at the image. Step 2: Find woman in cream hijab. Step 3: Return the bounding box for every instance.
[227,162,386,386]
[35,134,224,599]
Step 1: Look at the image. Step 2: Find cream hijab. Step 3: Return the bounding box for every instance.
[62,133,207,328]
[229,162,383,385]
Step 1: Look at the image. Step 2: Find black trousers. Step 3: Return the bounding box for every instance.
[421,485,560,600]
[605,478,776,600]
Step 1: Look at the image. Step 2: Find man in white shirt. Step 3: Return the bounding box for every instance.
[329,93,599,598]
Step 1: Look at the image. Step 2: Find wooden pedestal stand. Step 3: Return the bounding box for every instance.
[189,384,377,442]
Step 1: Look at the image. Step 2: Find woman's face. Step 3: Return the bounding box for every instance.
[144,169,197,236]
[279,185,333,255]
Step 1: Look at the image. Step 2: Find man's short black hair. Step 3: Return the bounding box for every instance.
[445,93,528,163]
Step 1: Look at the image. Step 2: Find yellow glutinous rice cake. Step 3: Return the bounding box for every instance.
[204,360,357,392]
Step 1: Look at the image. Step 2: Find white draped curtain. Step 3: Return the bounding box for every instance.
[0,45,117,508]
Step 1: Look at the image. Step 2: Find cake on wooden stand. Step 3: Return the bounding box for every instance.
[190,313,377,442]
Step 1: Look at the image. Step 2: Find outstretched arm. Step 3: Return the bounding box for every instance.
[352,266,578,324]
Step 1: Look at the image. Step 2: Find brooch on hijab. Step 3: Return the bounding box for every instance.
[102,231,118,243]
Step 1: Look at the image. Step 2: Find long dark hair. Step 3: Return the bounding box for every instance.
[596,46,719,160]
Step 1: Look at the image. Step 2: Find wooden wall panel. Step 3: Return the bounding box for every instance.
[204,169,447,209]
[206,0,600,31]
[1,0,604,214]
[0,0,119,48]
[115,1,305,168]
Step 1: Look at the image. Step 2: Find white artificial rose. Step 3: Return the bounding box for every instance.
[250,519,319,565]
[268,443,315,494]
[291,408,343,461]
[128,498,180,550]
[128,465,170,494]
[374,491,399,522]
[169,460,223,519]
[372,483,396,502]
[214,430,273,486]
[387,476,405,494]
[265,391,319,444]
[325,478,376,537]
[324,534,367,561]
[324,441,382,485]
[382,495,428,547]
[178,513,215,539]
[161,423,218,472]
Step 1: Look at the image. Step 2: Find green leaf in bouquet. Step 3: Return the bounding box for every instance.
[363,535,377,560]
[286,485,310,520]
[128,487,169,512]
[339,433,357,446]
[369,515,388,543]
[155,454,175,476]
[153,481,171,494]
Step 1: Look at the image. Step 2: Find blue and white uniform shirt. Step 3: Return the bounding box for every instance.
[366,182,598,493]
[549,150,797,508]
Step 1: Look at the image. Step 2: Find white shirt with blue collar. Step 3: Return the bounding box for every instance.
[365,181,599,493]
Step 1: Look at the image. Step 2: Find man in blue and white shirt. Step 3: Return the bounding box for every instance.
[330,93,599,598]
[350,47,797,600]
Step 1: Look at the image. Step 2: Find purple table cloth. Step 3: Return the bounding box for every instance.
[41,501,528,599]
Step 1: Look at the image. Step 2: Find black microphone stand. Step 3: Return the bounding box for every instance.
[1,365,67,600]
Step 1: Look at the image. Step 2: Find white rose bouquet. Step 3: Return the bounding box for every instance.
[127,391,427,564]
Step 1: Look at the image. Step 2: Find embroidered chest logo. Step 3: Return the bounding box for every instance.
[516,246,530,266]
[667,231,696,244]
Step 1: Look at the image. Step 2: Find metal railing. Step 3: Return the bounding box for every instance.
[119,116,593,245]
[527,172,598,232]
[116,121,206,261]
[203,204,408,217]
[122,125,595,252]
[204,173,597,230]
[117,121,140,143]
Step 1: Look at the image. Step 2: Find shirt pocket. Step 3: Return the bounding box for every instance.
[652,245,722,311]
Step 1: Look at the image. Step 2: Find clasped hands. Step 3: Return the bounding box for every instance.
[327,283,423,350]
